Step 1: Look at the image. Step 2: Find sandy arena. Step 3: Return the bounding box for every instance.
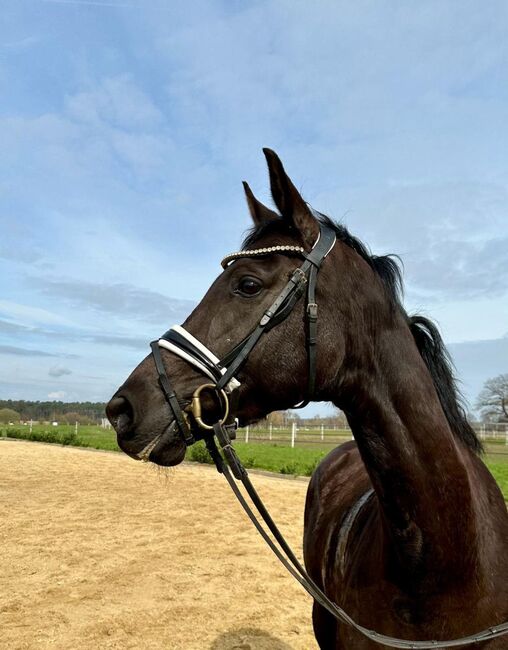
[0,440,318,650]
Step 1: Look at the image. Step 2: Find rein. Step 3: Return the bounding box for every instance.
[149,220,508,649]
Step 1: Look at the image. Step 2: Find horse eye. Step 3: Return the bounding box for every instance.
[236,276,263,297]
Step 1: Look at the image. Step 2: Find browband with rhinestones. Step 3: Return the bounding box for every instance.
[221,245,306,269]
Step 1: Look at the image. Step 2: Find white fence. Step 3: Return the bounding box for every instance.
[239,423,353,448]
[237,422,508,455]
[472,422,508,442]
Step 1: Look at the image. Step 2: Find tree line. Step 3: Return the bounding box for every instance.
[0,400,106,424]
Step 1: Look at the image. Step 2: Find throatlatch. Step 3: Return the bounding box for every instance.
[148,219,508,649]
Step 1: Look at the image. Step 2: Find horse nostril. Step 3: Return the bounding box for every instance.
[106,396,134,435]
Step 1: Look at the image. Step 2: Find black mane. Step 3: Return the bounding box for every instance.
[243,214,482,454]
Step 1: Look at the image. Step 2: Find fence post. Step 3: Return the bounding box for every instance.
[29,419,33,434]
[269,423,272,441]
[291,422,296,448]
[245,425,249,444]
[320,424,324,441]
[75,421,78,436]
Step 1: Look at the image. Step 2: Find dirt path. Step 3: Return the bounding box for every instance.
[0,440,318,650]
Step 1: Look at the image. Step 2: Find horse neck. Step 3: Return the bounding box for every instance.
[332,314,477,575]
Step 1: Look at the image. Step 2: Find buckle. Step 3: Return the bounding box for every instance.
[307,302,318,320]
[292,268,308,284]
[213,422,246,479]
[223,418,238,441]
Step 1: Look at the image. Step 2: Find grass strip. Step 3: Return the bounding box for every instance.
[3,426,507,499]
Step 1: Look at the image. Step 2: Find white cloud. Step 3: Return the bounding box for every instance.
[65,75,164,129]
[0,345,62,358]
[33,277,195,323]
[48,391,66,400]
[0,300,77,328]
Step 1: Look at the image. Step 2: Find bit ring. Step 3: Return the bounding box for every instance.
[191,383,229,430]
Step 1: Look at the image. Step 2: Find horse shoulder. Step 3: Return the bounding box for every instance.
[304,441,372,585]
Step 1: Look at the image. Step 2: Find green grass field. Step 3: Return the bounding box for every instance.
[2,424,507,499]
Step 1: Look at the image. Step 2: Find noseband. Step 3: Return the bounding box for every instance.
[150,216,336,446]
[147,216,508,649]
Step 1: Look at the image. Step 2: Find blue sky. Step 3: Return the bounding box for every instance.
[1,0,507,416]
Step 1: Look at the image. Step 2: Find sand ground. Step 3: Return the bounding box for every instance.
[0,440,318,650]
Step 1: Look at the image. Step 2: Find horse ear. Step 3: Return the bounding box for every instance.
[262,148,319,245]
[242,181,279,226]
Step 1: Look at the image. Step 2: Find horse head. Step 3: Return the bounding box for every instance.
[106,149,376,466]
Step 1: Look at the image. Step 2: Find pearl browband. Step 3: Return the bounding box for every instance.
[221,245,305,269]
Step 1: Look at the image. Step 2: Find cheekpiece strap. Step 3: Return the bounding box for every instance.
[217,222,336,396]
[150,341,194,445]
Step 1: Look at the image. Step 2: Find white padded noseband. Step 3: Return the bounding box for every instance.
[158,325,241,393]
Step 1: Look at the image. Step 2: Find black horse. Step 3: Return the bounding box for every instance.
[107,150,508,648]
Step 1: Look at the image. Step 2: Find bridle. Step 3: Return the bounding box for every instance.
[150,212,336,445]
[149,216,508,648]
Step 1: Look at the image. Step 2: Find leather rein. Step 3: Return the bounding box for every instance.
[149,219,508,649]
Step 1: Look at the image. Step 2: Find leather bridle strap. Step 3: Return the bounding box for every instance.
[216,265,308,391]
[161,328,223,382]
[297,262,318,408]
[150,341,194,445]
[216,222,336,398]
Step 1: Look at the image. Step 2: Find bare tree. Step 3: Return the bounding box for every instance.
[476,374,508,422]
